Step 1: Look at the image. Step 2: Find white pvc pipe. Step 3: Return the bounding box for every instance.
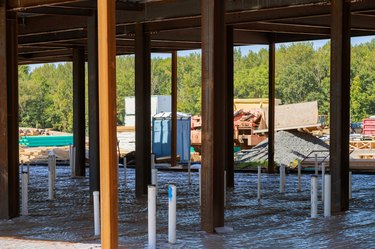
[21,172,28,216]
[148,185,157,249]
[152,169,158,193]
[124,157,127,188]
[71,146,76,177]
[48,153,56,200]
[199,168,201,206]
[280,165,285,194]
[349,171,352,200]
[224,170,226,207]
[297,159,302,192]
[315,153,318,175]
[151,154,155,169]
[321,162,325,202]
[257,166,261,200]
[311,175,318,218]
[188,160,191,185]
[69,145,73,176]
[27,163,30,183]
[168,184,177,244]
[93,191,100,236]
[324,174,331,217]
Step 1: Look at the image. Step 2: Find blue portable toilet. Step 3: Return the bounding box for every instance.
[152,112,191,163]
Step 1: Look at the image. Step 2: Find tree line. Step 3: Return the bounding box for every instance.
[19,41,375,132]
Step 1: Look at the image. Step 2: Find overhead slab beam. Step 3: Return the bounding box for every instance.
[15,0,375,37]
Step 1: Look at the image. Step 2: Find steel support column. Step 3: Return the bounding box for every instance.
[0,7,20,219]
[97,0,118,247]
[226,25,234,188]
[135,23,151,197]
[0,0,8,219]
[88,13,100,194]
[268,42,276,174]
[171,51,178,167]
[330,0,351,213]
[73,47,86,177]
[201,0,226,232]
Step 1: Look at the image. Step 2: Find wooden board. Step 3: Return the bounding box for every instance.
[255,101,319,133]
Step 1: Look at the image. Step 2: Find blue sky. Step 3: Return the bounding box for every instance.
[28,35,375,71]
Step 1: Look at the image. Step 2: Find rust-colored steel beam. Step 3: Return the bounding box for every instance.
[135,22,151,197]
[88,13,100,194]
[268,42,275,174]
[0,6,20,219]
[7,17,20,219]
[98,0,118,247]
[201,0,226,232]
[226,25,234,188]
[7,0,85,11]
[330,0,351,213]
[0,0,8,219]
[171,51,177,167]
[21,6,93,16]
[73,47,86,177]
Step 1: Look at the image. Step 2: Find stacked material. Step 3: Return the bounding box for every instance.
[235,130,329,167]
[19,147,70,164]
[19,135,73,147]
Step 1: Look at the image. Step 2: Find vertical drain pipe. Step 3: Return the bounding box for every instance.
[314,153,318,175]
[224,170,227,206]
[27,162,30,183]
[71,146,76,177]
[48,152,56,200]
[324,174,331,217]
[321,162,325,202]
[297,159,302,192]
[151,154,155,169]
[152,169,158,193]
[168,184,177,244]
[69,144,73,176]
[257,166,261,200]
[21,172,29,216]
[199,168,201,206]
[93,191,100,235]
[188,159,191,185]
[349,171,352,200]
[124,157,127,188]
[280,165,285,194]
[311,175,318,218]
[148,185,157,249]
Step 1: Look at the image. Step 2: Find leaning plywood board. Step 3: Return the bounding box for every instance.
[254,101,320,133]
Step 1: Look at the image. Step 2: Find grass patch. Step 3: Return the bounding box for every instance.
[235,161,268,169]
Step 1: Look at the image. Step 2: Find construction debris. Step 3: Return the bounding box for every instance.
[235,130,329,168]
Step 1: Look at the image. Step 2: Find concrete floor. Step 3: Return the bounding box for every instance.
[1,166,375,248]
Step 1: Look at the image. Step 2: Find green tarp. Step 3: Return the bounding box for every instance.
[19,135,73,147]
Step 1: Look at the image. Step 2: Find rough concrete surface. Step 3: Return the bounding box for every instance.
[1,165,375,248]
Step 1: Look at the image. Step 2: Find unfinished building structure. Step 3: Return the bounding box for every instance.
[0,0,373,247]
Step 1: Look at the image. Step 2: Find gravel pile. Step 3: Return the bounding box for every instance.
[235,130,329,167]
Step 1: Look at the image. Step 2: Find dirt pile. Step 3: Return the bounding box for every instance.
[235,130,329,167]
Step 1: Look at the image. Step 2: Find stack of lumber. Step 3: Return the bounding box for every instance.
[19,147,70,164]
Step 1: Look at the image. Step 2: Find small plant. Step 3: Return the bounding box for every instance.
[235,161,268,169]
